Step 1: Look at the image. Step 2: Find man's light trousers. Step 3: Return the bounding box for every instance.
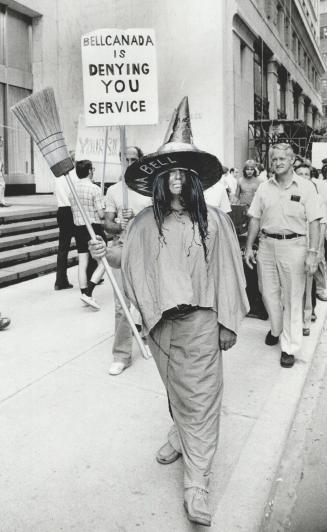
[257,235,307,354]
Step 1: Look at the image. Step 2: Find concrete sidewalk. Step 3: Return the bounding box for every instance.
[0,267,326,532]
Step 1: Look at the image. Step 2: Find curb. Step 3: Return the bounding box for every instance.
[212,301,327,532]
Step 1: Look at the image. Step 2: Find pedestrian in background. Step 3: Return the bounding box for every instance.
[234,159,262,208]
[104,146,152,375]
[70,160,106,310]
[203,178,231,212]
[222,166,238,200]
[294,162,326,335]
[53,152,77,290]
[245,143,321,368]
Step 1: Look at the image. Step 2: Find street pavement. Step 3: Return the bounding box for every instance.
[261,320,327,532]
[1,266,327,532]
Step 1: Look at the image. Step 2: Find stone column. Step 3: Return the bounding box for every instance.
[267,58,279,119]
[285,74,294,119]
[314,113,321,131]
[306,103,313,128]
[298,94,305,121]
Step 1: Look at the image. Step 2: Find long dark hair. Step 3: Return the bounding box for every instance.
[152,170,209,260]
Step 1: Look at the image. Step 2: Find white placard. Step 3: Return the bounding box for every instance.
[312,142,327,169]
[81,28,158,127]
[75,115,121,182]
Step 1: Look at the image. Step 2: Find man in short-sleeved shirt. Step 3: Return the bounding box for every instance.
[203,180,231,213]
[104,146,152,375]
[245,143,321,368]
[69,160,105,310]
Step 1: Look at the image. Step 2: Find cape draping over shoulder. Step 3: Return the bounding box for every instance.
[121,205,249,335]
[207,206,249,333]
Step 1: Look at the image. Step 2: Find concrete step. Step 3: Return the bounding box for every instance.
[0,228,59,251]
[0,240,76,267]
[0,250,78,287]
[0,217,57,237]
[0,207,57,225]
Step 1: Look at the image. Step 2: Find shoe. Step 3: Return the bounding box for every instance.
[0,316,10,330]
[54,282,73,290]
[316,292,327,301]
[302,328,310,336]
[156,441,181,465]
[108,360,131,376]
[280,351,295,368]
[311,312,317,322]
[184,487,211,527]
[0,202,10,207]
[80,294,100,310]
[265,331,279,346]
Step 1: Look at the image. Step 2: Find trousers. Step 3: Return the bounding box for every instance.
[257,235,307,354]
[148,308,223,490]
[55,207,75,286]
[111,268,133,363]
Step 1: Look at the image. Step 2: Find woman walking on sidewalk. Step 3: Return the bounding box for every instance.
[89,97,249,526]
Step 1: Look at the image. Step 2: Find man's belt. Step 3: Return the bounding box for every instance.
[262,230,305,240]
[162,305,200,319]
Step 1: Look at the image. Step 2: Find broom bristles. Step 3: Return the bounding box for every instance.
[11,87,74,177]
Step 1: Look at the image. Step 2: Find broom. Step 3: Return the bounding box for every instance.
[11,87,150,360]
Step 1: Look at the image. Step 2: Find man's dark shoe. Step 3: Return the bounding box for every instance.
[54,283,73,290]
[316,291,327,302]
[280,351,295,368]
[0,316,10,330]
[265,331,279,346]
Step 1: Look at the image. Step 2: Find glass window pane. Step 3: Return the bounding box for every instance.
[7,85,32,175]
[0,11,4,65]
[6,9,31,71]
[0,83,4,173]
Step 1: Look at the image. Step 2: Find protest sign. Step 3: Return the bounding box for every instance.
[312,142,327,169]
[81,28,158,126]
[75,115,121,183]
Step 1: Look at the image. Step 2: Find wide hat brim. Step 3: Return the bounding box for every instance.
[125,150,223,197]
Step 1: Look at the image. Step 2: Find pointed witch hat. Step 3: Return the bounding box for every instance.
[125,97,223,197]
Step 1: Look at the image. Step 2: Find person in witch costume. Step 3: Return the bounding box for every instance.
[89,97,249,526]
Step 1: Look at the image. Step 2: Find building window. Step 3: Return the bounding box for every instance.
[292,32,297,58]
[0,7,33,183]
[323,53,327,65]
[277,4,284,37]
[294,95,299,119]
[277,69,286,118]
[298,41,302,66]
[321,79,327,98]
[320,26,327,39]
[253,40,269,119]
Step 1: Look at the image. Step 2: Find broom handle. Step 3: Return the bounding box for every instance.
[65,172,150,360]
